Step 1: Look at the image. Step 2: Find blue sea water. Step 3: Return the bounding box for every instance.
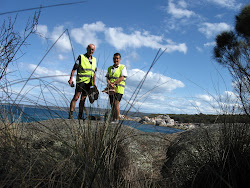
[1,105,183,134]
[122,120,183,134]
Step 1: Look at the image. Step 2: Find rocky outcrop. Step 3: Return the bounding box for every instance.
[137,114,175,126]
[135,114,196,130]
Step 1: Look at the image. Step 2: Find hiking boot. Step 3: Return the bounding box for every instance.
[77,112,83,120]
[111,120,119,124]
[68,111,73,119]
[78,116,84,120]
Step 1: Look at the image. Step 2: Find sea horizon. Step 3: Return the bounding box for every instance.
[1,103,183,134]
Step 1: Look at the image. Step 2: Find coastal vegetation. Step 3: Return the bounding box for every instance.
[161,4,250,187]
[150,113,249,124]
[0,3,250,188]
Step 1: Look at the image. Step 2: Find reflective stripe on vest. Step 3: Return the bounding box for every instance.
[80,69,95,72]
[118,84,125,87]
[78,75,92,77]
[108,64,126,94]
[109,76,119,80]
[76,54,96,84]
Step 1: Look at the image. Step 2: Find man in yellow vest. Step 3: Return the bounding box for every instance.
[68,44,97,119]
[106,53,127,123]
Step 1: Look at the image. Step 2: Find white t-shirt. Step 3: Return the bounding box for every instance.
[106,64,127,77]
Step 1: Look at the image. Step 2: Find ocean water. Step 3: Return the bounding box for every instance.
[122,120,183,134]
[1,105,183,134]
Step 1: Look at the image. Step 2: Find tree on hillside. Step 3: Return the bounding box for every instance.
[214,4,250,115]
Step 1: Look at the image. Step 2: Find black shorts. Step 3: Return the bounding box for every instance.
[76,82,91,96]
[109,93,123,102]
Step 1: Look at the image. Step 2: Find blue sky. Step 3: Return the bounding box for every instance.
[1,0,248,114]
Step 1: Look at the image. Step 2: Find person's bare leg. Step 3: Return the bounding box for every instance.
[79,94,88,119]
[70,93,81,111]
[69,91,81,119]
[114,100,120,121]
[112,103,116,121]
[109,95,115,121]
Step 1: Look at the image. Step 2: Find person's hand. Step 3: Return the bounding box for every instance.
[68,79,73,85]
[109,83,115,88]
[107,80,113,88]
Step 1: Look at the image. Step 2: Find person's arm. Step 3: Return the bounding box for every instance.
[113,76,125,85]
[106,74,120,88]
[68,69,76,85]
[106,72,112,87]
[106,76,110,84]
[93,73,96,86]
[106,76,114,88]
[68,55,80,85]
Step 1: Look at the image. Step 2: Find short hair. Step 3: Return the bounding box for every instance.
[113,53,121,58]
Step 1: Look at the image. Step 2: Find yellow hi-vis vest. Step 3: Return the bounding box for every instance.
[76,54,96,85]
[108,64,126,94]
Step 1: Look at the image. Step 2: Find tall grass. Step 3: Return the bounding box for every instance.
[162,116,250,188]
[159,62,250,187]
[0,104,143,187]
[0,98,172,188]
[0,43,169,187]
[2,55,250,187]
[2,11,249,188]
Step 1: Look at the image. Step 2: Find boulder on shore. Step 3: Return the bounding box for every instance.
[136,114,196,130]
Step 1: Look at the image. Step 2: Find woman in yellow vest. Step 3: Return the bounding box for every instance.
[68,44,97,119]
[106,53,127,123]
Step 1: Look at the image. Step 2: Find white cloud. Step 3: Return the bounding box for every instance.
[165,42,187,54]
[19,66,241,114]
[71,21,187,53]
[58,54,66,60]
[196,94,214,102]
[95,67,186,113]
[71,21,105,48]
[105,27,187,53]
[130,51,140,61]
[215,14,225,19]
[196,91,238,104]
[198,22,232,38]
[167,0,195,19]
[162,1,199,31]
[28,64,68,83]
[221,91,238,101]
[207,0,242,10]
[37,21,187,54]
[204,41,216,47]
[51,26,72,52]
[151,95,165,101]
[105,28,162,49]
[36,25,48,37]
[123,88,242,114]
[36,25,71,52]
[125,94,219,114]
[96,68,185,96]
[126,68,185,93]
[196,47,203,52]
[195,91,241,114]
[178,0,188,8]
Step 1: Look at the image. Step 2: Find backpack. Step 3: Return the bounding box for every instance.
[88,85,99,104]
